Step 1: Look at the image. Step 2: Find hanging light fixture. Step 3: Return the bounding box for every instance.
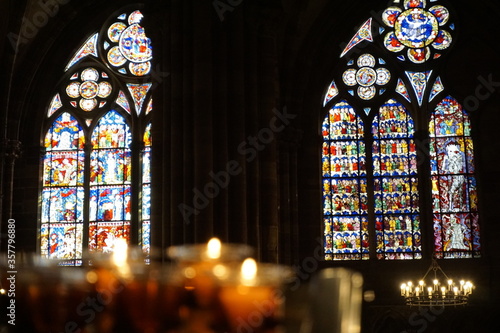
[400,259,474,307]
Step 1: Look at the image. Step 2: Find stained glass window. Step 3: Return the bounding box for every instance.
[323,0,480,260]
[430,96,480,259]
[40,9,153,265]
[323,101,369,260]
[41,113,85,265]
[372,99,421,259]
[141,123,152,257]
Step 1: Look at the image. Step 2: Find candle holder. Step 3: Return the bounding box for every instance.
[167,238,254,264]
[16,255,96,333]
[87,242,185,333]
[165,239,258,332]
[400,259,474,307]
[215,259,294,333]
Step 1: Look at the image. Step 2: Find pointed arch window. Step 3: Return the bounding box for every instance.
[40,9,153,266]
[322,0,480,261]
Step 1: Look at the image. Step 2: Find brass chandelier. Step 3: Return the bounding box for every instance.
[400,259,474,307]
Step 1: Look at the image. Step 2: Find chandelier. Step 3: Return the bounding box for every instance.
[400,259,474,307]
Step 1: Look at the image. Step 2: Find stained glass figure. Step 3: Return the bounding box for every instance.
[340,18,374,58]
[323,101,368,260]
[429,96,480,259]
[381,0,453,63]
[372,99,421,259]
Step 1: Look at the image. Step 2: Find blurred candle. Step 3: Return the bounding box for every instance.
[207,238,222,260]
[241,258,257,286]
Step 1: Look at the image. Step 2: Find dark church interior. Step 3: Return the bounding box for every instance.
[1,0,500,332]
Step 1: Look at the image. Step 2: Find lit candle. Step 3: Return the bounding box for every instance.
[218,260,285,333]
[415,286,420,297]
[241,258,258,286]
[441,286,446,298]
[112,238,132,280]
[207,238,222,260]
[433,279,439,292]
[401,283,407,296]
[427,286,433,298]
[407,281,413,290]
[453,286,458,296]
[447,279,453,291]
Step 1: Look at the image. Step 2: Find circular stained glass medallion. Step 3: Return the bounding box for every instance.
[432,30,452,50]
[79,98,97,112]
[66,82,80,98]
[79,81,99,99]
[357,54,376,68]
[129,61,151,76]
[119,24,152,63]
[108,22,127,43]
[81,68,99,81]
[376,68,391,85]
[404,0,425,9]
[408,47,431,63]
[128,10,144,25]
[384,32,405,52]
[395,8,439,48]
[343,69,357,86]
[429,5,449,26]
[357,86,376,100]
[98,82,112,98]
[382,7,402,27]
[107,46,127,67]
[356,67,377,87]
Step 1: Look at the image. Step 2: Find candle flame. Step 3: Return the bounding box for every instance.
[241,258,257,284]
[112,238,129,267]
[207,238,222,259]
[112,238,132,280]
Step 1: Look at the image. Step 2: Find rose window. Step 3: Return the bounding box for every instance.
[342,54,391,100]
[382,0,452,63]
[66,68,113,112]
[105,10,152,76]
